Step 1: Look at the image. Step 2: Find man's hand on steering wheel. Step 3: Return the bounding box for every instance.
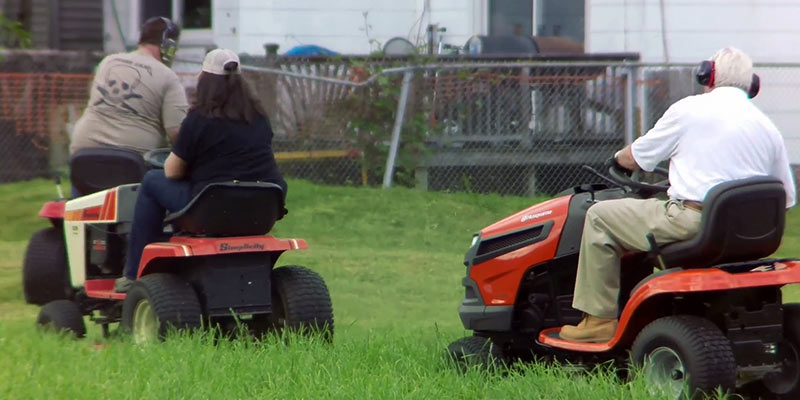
[605,154,670,195]
[604,154,632,177]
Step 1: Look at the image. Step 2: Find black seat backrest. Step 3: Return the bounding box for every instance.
[660,176,786,269]
[70,147,146,195]
[164,182,286,237]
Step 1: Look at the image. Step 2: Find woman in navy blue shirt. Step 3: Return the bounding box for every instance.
[115,49,286,292]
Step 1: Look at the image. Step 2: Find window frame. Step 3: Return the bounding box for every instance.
[126,0,213,47]
[484,0,538,37]
[172,0,213,45]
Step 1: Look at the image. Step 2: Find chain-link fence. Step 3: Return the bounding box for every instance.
[240,56,640,195]
[245,58,641,195]
[0,50,99,182]
[405,62,632,195]
[0,72,92,181]
[3,52,799,197]
[244,61,372,186]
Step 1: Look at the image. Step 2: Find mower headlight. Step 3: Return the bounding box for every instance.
[470,234,479,247]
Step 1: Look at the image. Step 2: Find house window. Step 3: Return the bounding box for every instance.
[488,0,584,44]
[138,0,212,46]
[182,0,211,29]
[536,0,584,44]
[141,0,211,30]
[489,0,532,37]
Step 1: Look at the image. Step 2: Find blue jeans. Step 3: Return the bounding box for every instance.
[123,170,191,279]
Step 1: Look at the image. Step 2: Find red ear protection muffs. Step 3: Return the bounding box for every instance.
[696,60,715,87]
[748,73,760,99]
[697,59,761,99]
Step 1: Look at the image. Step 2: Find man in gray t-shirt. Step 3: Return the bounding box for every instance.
[70,17,188,155]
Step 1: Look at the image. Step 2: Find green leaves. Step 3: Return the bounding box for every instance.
[0,14,31,49]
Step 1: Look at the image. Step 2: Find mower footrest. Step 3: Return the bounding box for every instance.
[537,327,615,352]
[85,279,126,300]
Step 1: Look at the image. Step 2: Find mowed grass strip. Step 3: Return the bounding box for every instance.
[1,178,796,399]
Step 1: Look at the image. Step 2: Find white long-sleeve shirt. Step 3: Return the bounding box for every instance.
[631,86,796,208]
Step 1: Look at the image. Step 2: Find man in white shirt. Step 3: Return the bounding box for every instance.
[558,47,797,343]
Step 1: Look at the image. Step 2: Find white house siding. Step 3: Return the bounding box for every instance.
[102,0,136,54]
[213,0,241,52]
[226,0,478,55]
[588,0,800,162]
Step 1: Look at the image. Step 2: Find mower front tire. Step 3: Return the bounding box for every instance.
[447,335,507,371]
[121,273,202,344]
[631,315,736,399]
[23,227,71,305]
[267,266,334,341]
[36,299,86,338]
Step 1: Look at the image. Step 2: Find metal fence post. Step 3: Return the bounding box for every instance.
[382,70,414,189]
[624,64,637,145]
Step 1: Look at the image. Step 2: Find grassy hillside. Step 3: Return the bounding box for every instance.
[1,178,796,399]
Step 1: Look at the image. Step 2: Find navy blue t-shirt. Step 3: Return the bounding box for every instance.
[171,110,287,198]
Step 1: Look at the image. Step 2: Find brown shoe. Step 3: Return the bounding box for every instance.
[559,315,618,343]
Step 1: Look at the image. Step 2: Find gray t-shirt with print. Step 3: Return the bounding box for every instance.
[70,49,188,155]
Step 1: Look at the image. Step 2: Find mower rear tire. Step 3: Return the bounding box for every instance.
[631,315,736,399]
[36,299,86,338]
[121,273,202,344]
[23,227,71,305]
[267,266,333,342]
[745,303,800,399]
[447,335,507,371]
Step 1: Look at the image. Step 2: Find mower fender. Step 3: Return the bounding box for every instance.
[39,201,65,220]
[137,236,308,278]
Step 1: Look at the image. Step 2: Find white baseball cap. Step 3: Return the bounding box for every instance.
[202,48,240,75]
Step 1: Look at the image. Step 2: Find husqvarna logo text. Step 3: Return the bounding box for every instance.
[219,243,265,252]
[521,210,552,223]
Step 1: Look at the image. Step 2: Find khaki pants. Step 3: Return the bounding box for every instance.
[572,198,702,319]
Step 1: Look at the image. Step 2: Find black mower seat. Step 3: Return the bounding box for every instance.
[70,147,146,195]
[164,181,286,237]
[659,176,786,269]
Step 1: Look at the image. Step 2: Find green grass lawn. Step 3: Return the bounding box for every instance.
[0,178,797,399]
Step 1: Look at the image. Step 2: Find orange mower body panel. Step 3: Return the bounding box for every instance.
[470,196,572,306]
[537,260,800,352]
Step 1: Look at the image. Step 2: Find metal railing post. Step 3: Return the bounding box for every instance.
[640,66,649,137]
[382,70,414,189]
[624,64,637,145]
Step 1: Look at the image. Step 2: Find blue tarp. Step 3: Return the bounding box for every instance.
[284,45,339,56]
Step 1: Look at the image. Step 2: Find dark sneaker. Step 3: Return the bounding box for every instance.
[114,277,134,293]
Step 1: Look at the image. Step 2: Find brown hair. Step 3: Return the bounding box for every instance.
[191,70,265,124]
[139,17,180,46]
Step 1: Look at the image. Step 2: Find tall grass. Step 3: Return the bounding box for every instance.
[1,178,796,399]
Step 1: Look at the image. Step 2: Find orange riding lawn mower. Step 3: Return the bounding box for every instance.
[23,148,333,344]
[448,163,800,399]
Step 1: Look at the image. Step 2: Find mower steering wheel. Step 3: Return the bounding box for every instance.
[143,148,170,169]
[607,163,670,194]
